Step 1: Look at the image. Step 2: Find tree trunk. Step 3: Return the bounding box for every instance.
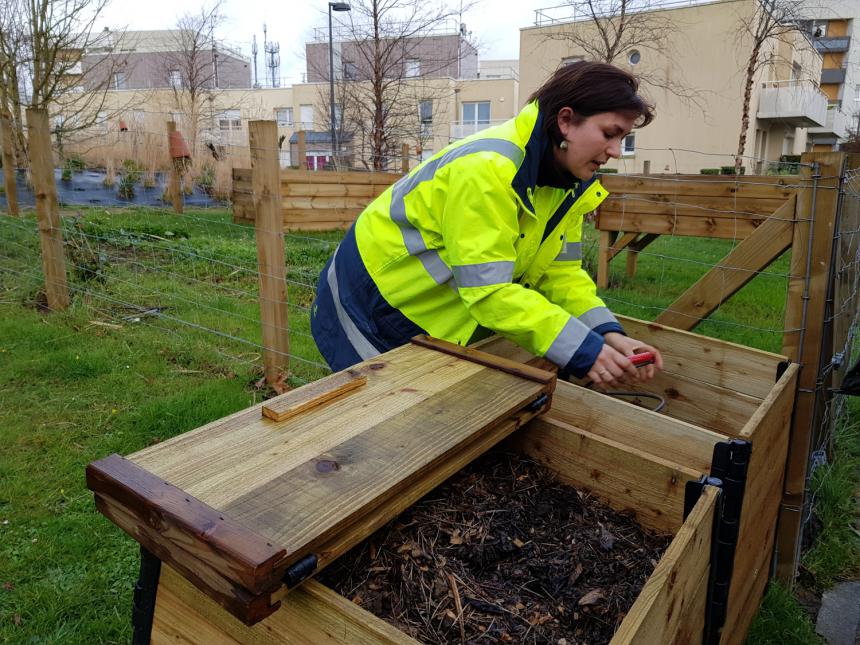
[736,42,760,174]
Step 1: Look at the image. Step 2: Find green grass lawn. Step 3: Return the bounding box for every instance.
[0,208,855,643]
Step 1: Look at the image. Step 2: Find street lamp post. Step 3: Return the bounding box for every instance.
[329,2,351,168]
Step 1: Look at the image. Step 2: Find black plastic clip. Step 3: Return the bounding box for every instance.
[132,546,162,645]
[283,553,319,588]
[525,393,549,412]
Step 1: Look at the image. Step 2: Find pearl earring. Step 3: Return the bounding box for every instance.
[559,140,568,151]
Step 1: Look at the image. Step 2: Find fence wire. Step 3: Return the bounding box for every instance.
[2,118,858,577]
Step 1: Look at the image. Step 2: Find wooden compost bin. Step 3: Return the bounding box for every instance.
[86,322,797,645]
[232,168,401,231]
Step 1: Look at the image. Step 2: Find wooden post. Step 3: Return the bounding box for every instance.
[166,121,183,214]
[401,143,410,174]
[0,109,18,216]
[297,131,306,170]
[26,107,69,310]
[249,120,290,387]
[597,230,615,289]
[775,152,845,582]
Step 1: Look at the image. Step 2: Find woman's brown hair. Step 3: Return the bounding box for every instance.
[528,61,655,142]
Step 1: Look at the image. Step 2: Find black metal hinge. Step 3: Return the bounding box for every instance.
[683,439,752,645]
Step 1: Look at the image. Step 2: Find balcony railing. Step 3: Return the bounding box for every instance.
[810,104,853,138]
[449,119,507,140]
[821,68,847,84]
[757,79,828,128]
[814,36,850,53]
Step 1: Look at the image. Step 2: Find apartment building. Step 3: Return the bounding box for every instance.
[801,2,859,149]
[305,22,478,84]
[520,0,826,174]
[79,29,252,91]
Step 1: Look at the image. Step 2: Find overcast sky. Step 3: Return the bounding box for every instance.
[97,0,553,84]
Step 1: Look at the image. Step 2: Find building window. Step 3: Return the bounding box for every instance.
[113,71,127,90]
[299,104,313,130]
[791,62,801,82]
[628,50,641,65]
[218,109,241,131]
[169,69,181,89]
[562,56,584,66]
[343,61,358,80]
[854,84,860,101]
[405,59,420,78]
[275,107,293,127]
[462,101,490,126]
[622,134,635,156]
[419,100,433,137]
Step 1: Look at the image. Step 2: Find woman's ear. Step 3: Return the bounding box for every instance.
[557,107,575,140]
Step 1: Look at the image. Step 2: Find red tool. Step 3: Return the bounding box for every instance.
[630,351,655,367]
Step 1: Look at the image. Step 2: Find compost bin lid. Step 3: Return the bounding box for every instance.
[86,336,555,625]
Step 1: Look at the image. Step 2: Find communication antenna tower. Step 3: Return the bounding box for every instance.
[252,35,259,88]
[263,23,281,88]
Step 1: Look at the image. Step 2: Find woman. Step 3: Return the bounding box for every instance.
[311,61,663,388]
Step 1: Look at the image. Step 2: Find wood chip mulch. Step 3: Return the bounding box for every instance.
[319,450,672,644]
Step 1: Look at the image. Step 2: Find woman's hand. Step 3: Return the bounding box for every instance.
[587,342,639,390]
[602,332,663,383]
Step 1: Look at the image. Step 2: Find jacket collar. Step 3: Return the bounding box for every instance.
[511,101,597,214]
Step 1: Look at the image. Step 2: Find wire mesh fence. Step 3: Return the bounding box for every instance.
[1,112,857,577]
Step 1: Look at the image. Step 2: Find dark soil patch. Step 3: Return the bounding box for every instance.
[320,451,672,644]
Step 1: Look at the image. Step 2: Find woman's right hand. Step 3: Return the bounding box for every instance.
[587,343,638,390]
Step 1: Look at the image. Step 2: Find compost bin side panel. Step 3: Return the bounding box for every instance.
[152,565,418,645]
[510,416,704,534]
[720,364,799,645]
[610,485,719,645]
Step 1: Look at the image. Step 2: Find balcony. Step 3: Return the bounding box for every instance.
[821,68,847,85]
[814,36,850,53]
[449,119,507,140]
[809,104,854,139]
[757,80,828,127]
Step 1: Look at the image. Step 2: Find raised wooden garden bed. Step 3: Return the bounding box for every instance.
[86,320,797,644]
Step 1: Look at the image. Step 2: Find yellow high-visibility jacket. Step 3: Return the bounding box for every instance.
[311,101,623,376]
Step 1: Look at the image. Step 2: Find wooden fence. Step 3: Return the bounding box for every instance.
[595,173,799,289]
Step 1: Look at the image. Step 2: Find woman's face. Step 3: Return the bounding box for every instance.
[554,109,637,181]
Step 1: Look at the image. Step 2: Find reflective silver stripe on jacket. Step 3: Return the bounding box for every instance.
[452,261,515,288]
[326,247,380,360]
[554,241,583,262]
[544,316,592,367]
[578,306,618,330]
[389,138,524,285]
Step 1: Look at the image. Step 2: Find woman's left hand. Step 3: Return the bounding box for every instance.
[602,332,663,383]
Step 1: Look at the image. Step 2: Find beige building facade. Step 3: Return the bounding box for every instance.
[520,0,826,174]
[63,70,519,173]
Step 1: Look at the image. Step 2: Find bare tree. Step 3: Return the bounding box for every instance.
[541,0,704,109]
[734,0,814,172]
[308,0,470,171]
[160,1,225,157]
[0,1,29,164]
[5,0,132,158]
